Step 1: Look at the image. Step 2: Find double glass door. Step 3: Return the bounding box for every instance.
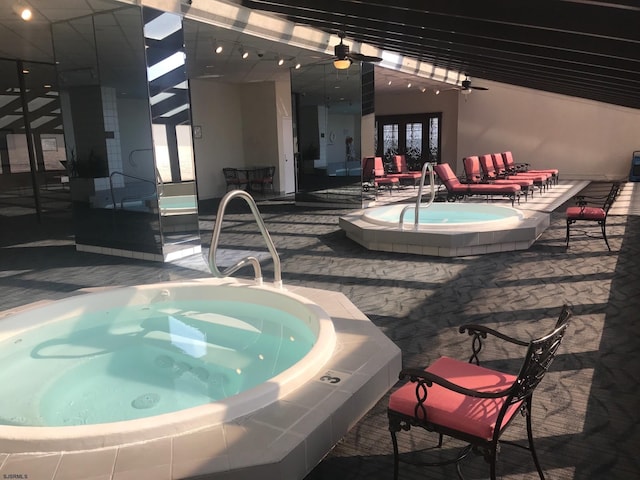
[375,113,441,170]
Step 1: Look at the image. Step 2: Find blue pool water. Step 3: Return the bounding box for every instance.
[0,300,315,427]
[363,203,522,227]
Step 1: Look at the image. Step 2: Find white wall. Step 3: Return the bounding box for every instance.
[375,89,459,169]
[190,76,292,200]
[189,79,245,200]
[457,80,640,180]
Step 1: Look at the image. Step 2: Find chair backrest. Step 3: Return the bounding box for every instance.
[433,163,462,189]
[491,153,507,173]
[462,156,482,182]
[373,156,386,177]
[362,156,375,180]
[479,154,497,177]
[223,168,238,180]
[264,166,275,180]
[510,305,572,405]
[601,183,621,212]
[393,155,409,173]
[502,151,516,169]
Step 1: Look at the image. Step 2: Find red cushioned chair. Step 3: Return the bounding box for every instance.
[434,163,521,207]
[222,167,249,191]
[250,166,275,194]
[566,182,620,251]
[502,151,559,186]
[388,304,572,480]
[362,156,399,196]
[463,155,533,201]
[387,154,422,188]
[490,153,551,193]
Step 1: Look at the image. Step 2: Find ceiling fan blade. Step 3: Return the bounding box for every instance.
[348,52,382,63]
[471,86,489,91]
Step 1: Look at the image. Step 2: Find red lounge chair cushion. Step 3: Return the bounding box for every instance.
[389,356,521,440]
[503,151,558,176]
[566,206,606,221]
[434,164,520,194]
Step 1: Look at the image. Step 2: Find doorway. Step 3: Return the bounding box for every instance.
[375,113,442,170]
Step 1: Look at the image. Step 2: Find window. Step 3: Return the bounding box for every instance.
[375,113,441,170]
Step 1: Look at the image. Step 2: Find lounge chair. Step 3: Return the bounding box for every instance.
[502,151,559,185]
[463,155,533,201]
[566,182,620,251]
[481,154,549,194]
[434,163,521,206]
[386,155,422,188]
[362,156,399,195]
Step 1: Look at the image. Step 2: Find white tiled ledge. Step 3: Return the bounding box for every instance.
[0,286,401,480]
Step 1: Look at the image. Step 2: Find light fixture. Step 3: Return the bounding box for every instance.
[407,82,412,88]
[14,1,32,21]
[295,62,301,69]
[435,89,440,95]
[240,47,248,59]
[387,80,392,86]
[333,58,351,70]
[421,87,426,93]
[278,57,284,66]
[461,88,472,95]
[214,43,223,54]
[333,35,352,70]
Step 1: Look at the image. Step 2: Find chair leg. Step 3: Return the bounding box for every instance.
[600,220,611,251]
[565,220,571,248]
[390,430,401,480]
[526,402,546,480]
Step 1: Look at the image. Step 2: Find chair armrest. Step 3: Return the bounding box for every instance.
[458,324,529,365]
[398,368,511,399]
[459,324,530,346]
[575,193,608,204]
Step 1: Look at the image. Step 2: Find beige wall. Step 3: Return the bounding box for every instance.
[190,76,292,200]
[457,81,640,180]
[375,89,460,170]
[189,80,245,200]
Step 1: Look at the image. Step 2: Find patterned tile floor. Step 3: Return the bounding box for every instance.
[1,181,639,479]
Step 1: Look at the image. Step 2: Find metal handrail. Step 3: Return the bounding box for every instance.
[208,189,283,289]
[399,162,436,230]
[109,171,157,209]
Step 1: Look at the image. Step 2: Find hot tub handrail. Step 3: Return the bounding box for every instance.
[208,189,283,289]
[399,162,436,230]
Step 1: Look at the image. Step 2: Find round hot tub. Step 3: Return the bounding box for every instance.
[0,277,335,452]
[362,203,524,230]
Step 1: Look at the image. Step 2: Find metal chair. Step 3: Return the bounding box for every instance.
[388,305,572,480]
[222,168,248,191]
[250,166,275,193]
[566,182,620,251]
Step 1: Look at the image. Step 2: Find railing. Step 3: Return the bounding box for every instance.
[109,171,157,210]
[399,162,436,230]
[208,189,283,289]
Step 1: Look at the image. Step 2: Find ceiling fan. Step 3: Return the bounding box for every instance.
[333,32,382,70]
[460,76,489,94]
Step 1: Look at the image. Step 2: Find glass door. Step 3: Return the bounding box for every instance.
[376,113,441,171]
